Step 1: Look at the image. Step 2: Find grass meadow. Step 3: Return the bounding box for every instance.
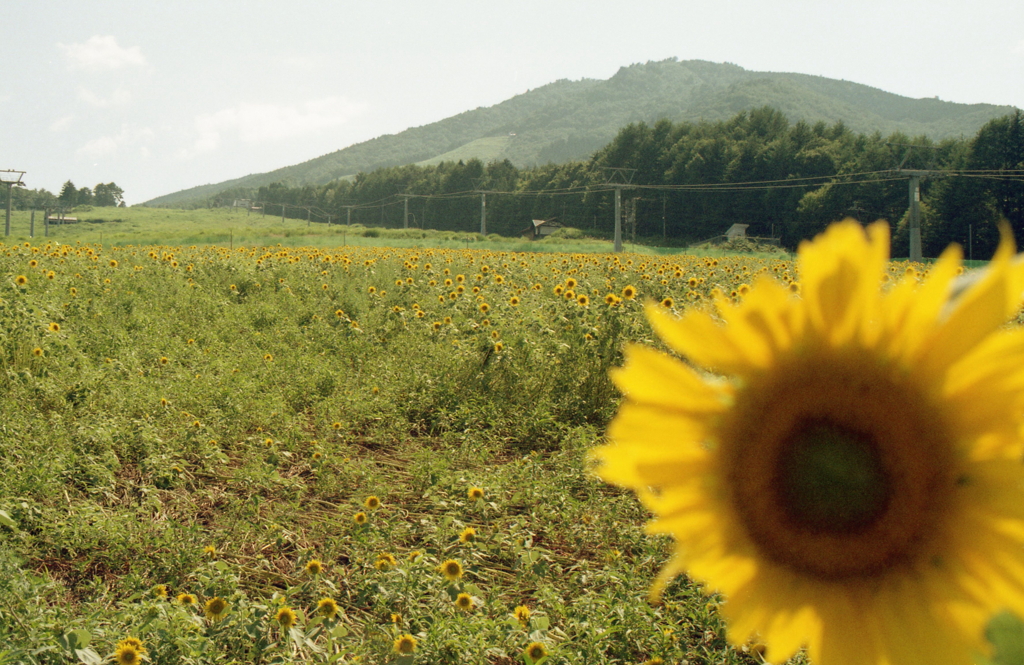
[0,207,789,258]
[0,216,932,664]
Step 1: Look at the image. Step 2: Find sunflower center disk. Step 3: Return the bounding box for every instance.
[777,421,891,533]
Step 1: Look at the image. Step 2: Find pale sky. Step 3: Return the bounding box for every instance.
[3,0,1023,204]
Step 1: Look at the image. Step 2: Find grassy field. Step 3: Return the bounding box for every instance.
[0,224,928,663]
[415,136,513,168]
[0,206,790,259]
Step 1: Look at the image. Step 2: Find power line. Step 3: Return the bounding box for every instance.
[251,166,1024,236]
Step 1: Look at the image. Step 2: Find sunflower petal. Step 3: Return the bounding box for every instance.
[919,228,1024,374]
[611,344,730,413]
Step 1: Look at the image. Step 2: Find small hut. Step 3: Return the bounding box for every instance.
[725,224,749,240]
[520,219,562,240]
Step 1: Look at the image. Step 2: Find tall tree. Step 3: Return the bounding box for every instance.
[58,180,78,206]
[93,182,125,207]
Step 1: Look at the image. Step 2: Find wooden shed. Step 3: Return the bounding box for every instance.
[519,219,562,240]
[725,223,749,240]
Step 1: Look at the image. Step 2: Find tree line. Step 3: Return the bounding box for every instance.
[217,106,1022,256]
[9,106,1022,256]
[0,180,125,211]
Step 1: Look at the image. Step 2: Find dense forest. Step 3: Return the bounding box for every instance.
[204,106,1023,256]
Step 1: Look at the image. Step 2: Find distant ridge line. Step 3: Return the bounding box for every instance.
[145,58,1017,207]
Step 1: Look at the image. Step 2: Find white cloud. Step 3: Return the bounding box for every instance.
[184,97,367,156]
[78,87,132,108]
[78,135,120,159]
[76,126,154,160]
[58,35,146,71]
[1014,40,1024,57]
[50,115,74,132]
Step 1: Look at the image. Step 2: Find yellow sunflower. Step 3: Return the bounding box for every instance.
[203,596,229,621]
[317,597,339,619]
[592,220,1024,665]
[375,552,398,570]
[393,634,417,654]
[113,643,144,665]
[440,558,464,582]
[116,637,145,651]
[275,605,297,629]
[514,604,531,628]
[454,592,474,611]
[524,641,548,662]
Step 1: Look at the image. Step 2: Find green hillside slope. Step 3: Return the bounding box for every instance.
[146,59,1016,207]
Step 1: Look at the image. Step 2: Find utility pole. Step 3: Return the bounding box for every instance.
[907,173,923,261]
[890,143,945,262]
[601,167,636,253]
[402,195,410,229]
[346,206,352,226]
[472,178,489,236]
[281,204,286,224]
[1,170,26,237]
[480,192,487,235]
[614,187,622,252]
[898,166,947,262]
[30,210,34,238]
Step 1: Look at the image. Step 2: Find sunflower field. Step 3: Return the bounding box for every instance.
[0,236,990,665]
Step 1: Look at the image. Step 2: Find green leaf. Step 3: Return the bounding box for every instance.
[0,510,16,529]
[289,625,307,647]
[75,648,103,665]
[988,611,1024,665]
[388,656,415,665]
[57,629,91,651]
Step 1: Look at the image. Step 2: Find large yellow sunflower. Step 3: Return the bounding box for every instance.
[593,220,1024,665]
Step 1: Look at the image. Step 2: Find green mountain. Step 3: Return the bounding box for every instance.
[145,59,1017,207]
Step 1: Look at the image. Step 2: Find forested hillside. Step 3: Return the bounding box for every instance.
[225,107,1024,257]
[144,59,1015,208]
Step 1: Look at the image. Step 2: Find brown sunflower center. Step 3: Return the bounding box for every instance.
[776,420,891,533]
[724,352,956,581]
